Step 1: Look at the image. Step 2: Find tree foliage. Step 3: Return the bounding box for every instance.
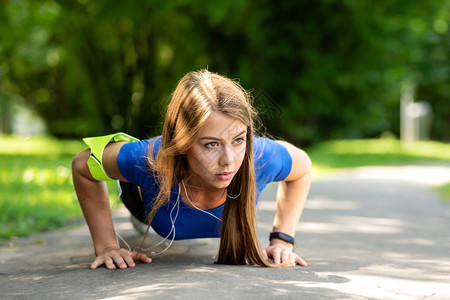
[1,0,449,145]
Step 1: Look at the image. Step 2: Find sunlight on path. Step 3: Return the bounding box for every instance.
[330,165,450,186]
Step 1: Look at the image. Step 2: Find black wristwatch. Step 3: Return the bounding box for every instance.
[269,232,295,245]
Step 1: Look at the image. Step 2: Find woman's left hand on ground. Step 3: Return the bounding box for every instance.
[262,240,307,267]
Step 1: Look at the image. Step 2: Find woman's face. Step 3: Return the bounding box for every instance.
[185,111,247,190]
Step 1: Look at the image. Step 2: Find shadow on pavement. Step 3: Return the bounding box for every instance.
[1,165,450,299]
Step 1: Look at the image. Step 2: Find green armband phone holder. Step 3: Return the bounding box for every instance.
[83,132,140,181]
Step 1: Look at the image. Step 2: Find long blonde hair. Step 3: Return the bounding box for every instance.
[139,69,270,267]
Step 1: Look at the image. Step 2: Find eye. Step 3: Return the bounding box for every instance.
[233,137,245,145]
[205,141,219,149]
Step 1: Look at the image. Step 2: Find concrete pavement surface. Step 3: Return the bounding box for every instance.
[1,163,450,299]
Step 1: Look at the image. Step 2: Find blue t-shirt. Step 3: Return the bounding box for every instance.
[117,136,292,240]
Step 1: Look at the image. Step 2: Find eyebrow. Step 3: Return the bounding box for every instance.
[199,130,247,141]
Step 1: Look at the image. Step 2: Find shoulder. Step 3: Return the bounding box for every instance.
[274,140,311,182]
[253,136,291,163]
[119,136,161,158]
[253,136,293,182]
[253,136,311,182]
[116,136,162,183]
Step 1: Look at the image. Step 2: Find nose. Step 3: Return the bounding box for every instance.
[219,144,235,166]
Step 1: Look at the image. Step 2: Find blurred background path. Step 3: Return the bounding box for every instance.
[1,163,449,299]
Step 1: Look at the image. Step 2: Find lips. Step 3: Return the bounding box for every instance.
[215,171,233,181]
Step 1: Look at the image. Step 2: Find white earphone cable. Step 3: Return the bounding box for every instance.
[181,180,222,222]
[111,180,180,257]
[139,190,180,257]
[112,180,221,258]
[111,180,132,252]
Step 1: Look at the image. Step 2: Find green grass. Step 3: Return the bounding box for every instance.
[308,138,450,174]
[432,183,450,203]
[0,135,118,242]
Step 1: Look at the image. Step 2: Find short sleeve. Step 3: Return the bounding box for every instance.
[253,137,292,194]
[117,137,161,186]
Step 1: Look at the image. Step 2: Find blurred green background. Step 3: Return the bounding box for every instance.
[1,0,449,241]
[1,0,449,144]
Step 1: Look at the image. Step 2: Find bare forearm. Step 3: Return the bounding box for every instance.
[72,151,118,254]
[72,145,152,270]
[273,173,311,237]
[264,173,311,266]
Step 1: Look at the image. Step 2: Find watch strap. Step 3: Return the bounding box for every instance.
[269,232,295,245]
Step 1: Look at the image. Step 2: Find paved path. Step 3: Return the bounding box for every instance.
[1,164,450,299]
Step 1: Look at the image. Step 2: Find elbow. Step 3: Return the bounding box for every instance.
[72,149,92,180]
[301,150,312,177]
[291,149,312,183]
[277,140,312,182]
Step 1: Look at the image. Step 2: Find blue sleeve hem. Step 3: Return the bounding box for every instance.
[277,142,293,181]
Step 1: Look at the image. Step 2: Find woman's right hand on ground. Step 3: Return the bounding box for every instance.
[90,246,152,270]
